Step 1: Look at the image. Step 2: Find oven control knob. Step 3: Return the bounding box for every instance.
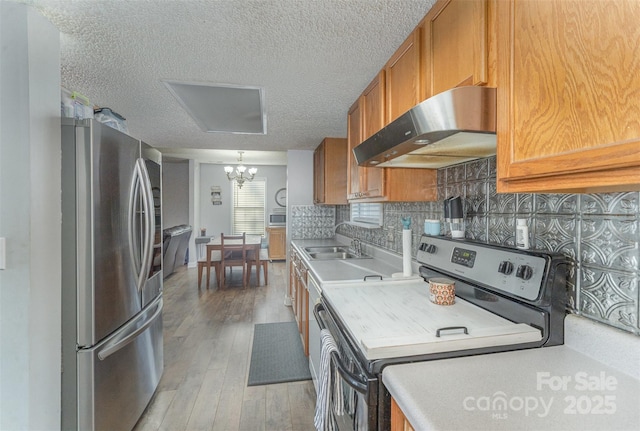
[498,260,514,275]
[419,243,437,254]
[516,264,533,280]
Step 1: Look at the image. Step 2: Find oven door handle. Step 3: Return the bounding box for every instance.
[314,302,368,394]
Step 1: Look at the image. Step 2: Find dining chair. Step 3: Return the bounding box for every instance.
[220,232,248,288]
[197,245,222,289]
[247,248,269,286]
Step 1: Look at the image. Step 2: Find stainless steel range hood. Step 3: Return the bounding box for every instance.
[353,86,497,169]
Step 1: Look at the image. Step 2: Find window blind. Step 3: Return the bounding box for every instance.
[350,203,383,226]
[232,179,266,235]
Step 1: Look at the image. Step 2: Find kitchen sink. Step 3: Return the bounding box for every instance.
[304,246,350,254]
[303,246,371,260]
[307,251,359,260]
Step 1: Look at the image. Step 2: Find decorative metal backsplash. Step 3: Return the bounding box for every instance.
[289,205,336,239]
[293,156,639,335]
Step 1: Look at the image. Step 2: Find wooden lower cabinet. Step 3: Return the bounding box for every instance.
[289,249,298,315]
[391,397,415,431]
[266,226,286,260]
[289,246,309,356]
[300,276,309,357]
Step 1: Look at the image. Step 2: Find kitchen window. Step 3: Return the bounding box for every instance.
[232,179,266,235]
[350,203,383,227]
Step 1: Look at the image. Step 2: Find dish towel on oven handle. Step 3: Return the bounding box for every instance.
[314,329,344,431]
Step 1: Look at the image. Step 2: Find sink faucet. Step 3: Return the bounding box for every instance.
[333,221,349,235]
[350,238,362,256]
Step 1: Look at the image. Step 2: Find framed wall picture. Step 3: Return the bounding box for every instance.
[211,186,222,205]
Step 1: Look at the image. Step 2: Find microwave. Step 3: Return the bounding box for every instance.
[269,213,286,226]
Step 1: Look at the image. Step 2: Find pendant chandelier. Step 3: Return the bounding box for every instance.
[224,151,257,189]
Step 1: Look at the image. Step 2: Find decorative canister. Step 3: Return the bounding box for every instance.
[428,278,456,305]
[424,219,441,236]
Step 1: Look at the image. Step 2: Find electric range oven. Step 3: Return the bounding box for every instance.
[314,235,570,431]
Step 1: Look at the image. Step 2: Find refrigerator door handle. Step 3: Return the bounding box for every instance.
[97,297,163,361]
[137,158,155,289]
[128,162,143,282]
[128,158,155,292]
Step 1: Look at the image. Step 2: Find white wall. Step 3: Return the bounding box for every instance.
[0,3,61,429]
[285,150,314,207]
[198,163,287,237]
[162,162,287,266]
[285,150,314,240]
[162,160,190,228]
[282,150,313,303]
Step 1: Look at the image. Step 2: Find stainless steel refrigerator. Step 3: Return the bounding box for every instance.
[61,118,164,431]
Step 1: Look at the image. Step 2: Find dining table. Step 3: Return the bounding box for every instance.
[205,234,263,287]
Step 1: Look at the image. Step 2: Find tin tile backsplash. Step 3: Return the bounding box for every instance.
[293,156,639,335]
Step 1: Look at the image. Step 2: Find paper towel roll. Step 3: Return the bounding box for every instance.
[402,229,412,277]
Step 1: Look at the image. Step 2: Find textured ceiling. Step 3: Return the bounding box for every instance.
[22,0,436,163]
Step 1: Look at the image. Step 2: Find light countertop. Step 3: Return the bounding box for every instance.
[383,315,640,430]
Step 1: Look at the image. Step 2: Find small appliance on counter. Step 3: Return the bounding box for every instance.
[444,196,464,238]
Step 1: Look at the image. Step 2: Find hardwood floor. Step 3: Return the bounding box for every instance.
[134,261,317,431]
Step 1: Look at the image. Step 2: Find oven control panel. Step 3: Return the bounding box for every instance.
[417,236,547,301]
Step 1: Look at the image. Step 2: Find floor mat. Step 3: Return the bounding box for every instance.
[247,321,312,386]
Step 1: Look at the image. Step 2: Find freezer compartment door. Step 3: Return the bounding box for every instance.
[77,296,163,431]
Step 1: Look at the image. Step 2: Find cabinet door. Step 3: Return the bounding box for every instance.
[268,227,286,260]
[390,397,415,431]
[294,264,302,327]
[496,0,640,193]
[379,58,438,202]
[360,72,385,198]
[386,29,422,122]
[274,229,284,258]
[347,98,364,199]
[423,0,489,97]
[348,96,384,200]
[302,281,309,357]
[348,75,438,203]
[313,143,325,203]
[314,138,348,205]
[290,251,298,314]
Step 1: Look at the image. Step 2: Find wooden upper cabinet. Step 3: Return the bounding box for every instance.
[313,137,348,205]
[347,98,365,200]
[422,0,492,98]
[347,71,437,203]
[496,0,640,193]
[359,72,385,199]
[385,28,423,122]
[313,143,325,203]
[347,73,386,201]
